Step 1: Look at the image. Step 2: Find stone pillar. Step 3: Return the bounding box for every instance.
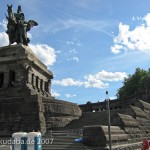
[37,77,40,90]
[42,81,45,92]
[47,80,51,94]
[40,79,43,91]
[27,71,32,84]
[32,74,36,88]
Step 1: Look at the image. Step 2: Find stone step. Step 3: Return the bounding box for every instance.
[43,131,91,150]
[43,147,91,150]
[44,137,79,143]
[42,144,91,150]
[48,130,67,133]
[111,141,142,150]
[44,135,78,139]
[49,133,68,136]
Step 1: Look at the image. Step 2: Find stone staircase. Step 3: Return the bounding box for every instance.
[64,109,125,129]
[0,131,91,150]
[43,130,92,150]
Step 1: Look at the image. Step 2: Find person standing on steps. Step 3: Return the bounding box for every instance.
[141,137,149,150]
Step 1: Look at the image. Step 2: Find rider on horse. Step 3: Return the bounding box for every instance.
[6,5,38,46]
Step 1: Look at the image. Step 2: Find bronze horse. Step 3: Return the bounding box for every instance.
[6,5,38,46]
[6,5,17,45]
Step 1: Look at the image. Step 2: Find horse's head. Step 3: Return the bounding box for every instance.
[7,4,16,22]
[7,4,13,13]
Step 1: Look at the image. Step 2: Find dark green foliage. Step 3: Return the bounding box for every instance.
[118,68,150,98]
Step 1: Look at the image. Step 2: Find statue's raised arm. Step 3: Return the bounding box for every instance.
[6,5,38,46]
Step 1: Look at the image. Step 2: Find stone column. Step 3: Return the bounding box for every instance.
[37,77,40,90]
[27,71,32,84]
[42,81,45,92]
[40,79,43,91]
[32,74,36,88]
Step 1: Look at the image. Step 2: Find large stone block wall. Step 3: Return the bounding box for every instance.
[0,95,46,136]
[64,109,125,129]
[43,97,82,129]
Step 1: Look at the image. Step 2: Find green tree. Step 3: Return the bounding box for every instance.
[118,68,150,98]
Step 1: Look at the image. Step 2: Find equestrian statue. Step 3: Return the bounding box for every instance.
[5,5,38,46]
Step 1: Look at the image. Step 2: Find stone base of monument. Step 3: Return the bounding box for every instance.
[0,44,81,136]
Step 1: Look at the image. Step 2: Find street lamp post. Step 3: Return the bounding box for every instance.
[106,91,112,150]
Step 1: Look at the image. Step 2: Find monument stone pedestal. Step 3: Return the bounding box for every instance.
[0,44,81,136]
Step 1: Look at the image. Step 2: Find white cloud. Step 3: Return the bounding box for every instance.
[0,20,7,30]
[69,49,78,54]
[111,44,123,54]
[111,13,150,54]
[53,78,83,87]
[29,44,56,66]
[55,50,61,54]
[83,79,109,89]
[51,89,60,97]
[67,56,79,62]
[84,70,127,82]
[65,94,77,98]
[27,32,32,39]
[0,32,9,46]
[72,56,79,62]
[53,70,127,89]
[66,41,74,45]
[144,13,150,26]
[53,77,108,89]
[132,17,135,21]
[109,96,117,100]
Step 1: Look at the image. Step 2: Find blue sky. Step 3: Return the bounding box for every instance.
[0,0,150,104]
